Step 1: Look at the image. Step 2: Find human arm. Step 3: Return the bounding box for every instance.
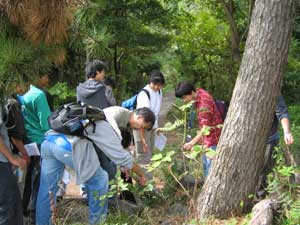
[89,121,133,170]
[281,118,293,145]
[0,136,26,169]
[183,127,205,150]
[276,95,293,145]
[11,137,30,164]
[131,162,147,185]
[139,128,149,153]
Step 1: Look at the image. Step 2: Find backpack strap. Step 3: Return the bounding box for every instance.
[141,89,150,100]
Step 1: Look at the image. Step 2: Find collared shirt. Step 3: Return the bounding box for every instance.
[195,88,223,147]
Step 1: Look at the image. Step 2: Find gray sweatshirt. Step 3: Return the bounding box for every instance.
[57,120,133,184]
[76,80,109,109]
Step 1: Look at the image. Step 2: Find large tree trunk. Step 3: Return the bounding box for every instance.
[197,0,295,219]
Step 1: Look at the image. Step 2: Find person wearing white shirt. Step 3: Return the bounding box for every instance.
[133,70,165,165]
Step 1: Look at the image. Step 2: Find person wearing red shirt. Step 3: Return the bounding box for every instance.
[175,81,223,177]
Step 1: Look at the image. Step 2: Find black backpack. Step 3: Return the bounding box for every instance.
[48,102,106,136]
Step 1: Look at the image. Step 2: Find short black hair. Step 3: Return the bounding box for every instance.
[85,59,106,78]
[149,69,165,85]
[135,107,156,129]
[120,128,132,148]
[104,77,115,88]
[175,81,195,98]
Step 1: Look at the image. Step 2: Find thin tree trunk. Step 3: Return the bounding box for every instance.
[219,0,241,62]
[197,0,295,219]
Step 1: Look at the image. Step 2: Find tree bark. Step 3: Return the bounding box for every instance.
[197,0,295,219]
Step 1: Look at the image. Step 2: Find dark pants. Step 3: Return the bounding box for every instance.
[23,156,40,217]
[256,139,279,198]
[0,162,23,225]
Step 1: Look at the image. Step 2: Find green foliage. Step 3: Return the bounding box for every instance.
[0,19,52,95]
[283,38,300,104]
[48,82,76,108]
[171,2,234,100]
[268,158,300,225]
[147,151,175,172]
[73,0,173,100]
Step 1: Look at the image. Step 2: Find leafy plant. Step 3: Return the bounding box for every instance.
[48,82,76,108]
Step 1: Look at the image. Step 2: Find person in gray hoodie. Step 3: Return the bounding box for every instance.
[76,59,109,109]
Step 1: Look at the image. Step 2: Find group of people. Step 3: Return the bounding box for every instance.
[0,59,165,225]
[0,58,294,225]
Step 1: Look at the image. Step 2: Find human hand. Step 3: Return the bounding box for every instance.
[155,128,162,135]
[139,175,147,186]
[284,132,294,145]
[123,171,130,181]
[183,141,194,151]
[120,167,129,173]
[22,153,31,165]
[10,156,26,170]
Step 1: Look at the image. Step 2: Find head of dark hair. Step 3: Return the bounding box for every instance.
[135,107,155,129]
[104,77,115,88]
[149,69,165,85]
[175,81,195,98]
[120,128,132,148]
[85,59,106,78]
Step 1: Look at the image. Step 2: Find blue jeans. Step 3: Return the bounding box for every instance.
[202,145,217,177]
[36,140,108,225]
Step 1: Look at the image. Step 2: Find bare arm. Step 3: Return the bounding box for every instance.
[281,118,294,145]
[0,136,26,169]
[11,137,30,164]
[140,128,149,153]
[131,162,147,185]
[183,126,206,150]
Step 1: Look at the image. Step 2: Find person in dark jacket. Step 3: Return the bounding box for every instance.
[256,94,294,199]
[76,59,109,109]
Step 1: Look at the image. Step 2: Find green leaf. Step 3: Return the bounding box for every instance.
[193,145,204,153]
[151,153,163,161]
[205,149,218,159]
[200,127,211,136]
[184,151,199,160]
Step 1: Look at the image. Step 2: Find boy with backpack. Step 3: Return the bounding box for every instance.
[175,81,223,177]
[132,70,165,165]
[36,104,154,225]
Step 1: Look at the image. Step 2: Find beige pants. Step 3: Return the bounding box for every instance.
[133,129,155,165]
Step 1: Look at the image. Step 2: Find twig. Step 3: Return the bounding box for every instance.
[49,191,57,224]
[63,206,73,225]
